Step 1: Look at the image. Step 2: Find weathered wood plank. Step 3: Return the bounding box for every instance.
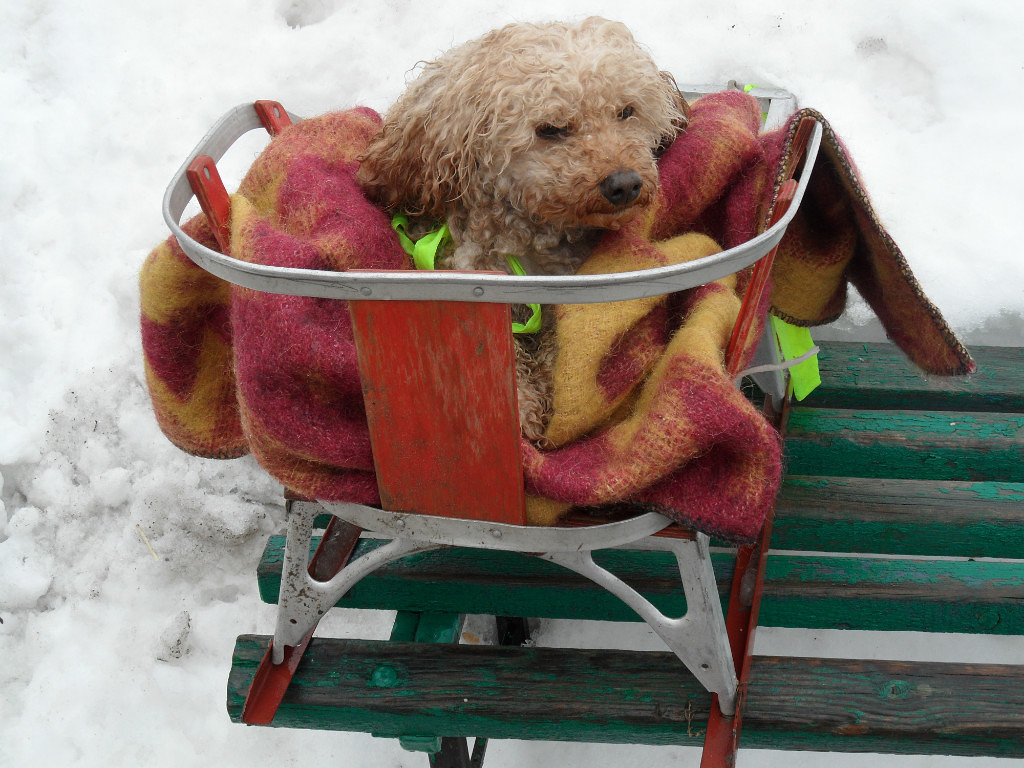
[773,476,1024,557]
[744,655,1024,756]
[226,636,1024,757]
[784,408,1024,482]
[806,342,1024,413]
[227,636,709,745]
[256,537,1024,634]
[758,555,1024,634]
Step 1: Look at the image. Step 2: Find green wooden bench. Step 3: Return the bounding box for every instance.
[227,340,1024,760]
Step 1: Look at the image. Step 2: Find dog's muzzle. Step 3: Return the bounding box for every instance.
[600,169,644,208]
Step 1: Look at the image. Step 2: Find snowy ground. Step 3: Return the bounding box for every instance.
[1,1,1022,766]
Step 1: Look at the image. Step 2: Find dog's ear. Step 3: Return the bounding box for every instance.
[654,71,691,157]
[356,74,467,218]
[660,70,692,131]
[357,119,451,217]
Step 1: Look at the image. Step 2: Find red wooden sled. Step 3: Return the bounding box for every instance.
[165,86,821,766]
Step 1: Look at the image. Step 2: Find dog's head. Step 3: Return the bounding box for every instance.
[357,17,689,233]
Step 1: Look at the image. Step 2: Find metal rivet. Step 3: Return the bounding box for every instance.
[360,286,372,296]
[490,529,503,539]
[393,518,406,529]
[473,286,484,297]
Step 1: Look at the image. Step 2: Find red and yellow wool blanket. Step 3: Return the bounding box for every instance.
[140,91,972,542]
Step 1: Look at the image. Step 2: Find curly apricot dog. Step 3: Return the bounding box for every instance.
[358,17,690,443]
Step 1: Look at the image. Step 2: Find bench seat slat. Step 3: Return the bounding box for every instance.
[227,636,1024,757]
[784,408,1024,482]
[256,537,1024,635]
[806,342,1024,413]
[774,476,1024,558]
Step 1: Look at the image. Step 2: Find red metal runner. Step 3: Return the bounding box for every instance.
[700,516,775,766]
[185,104,358,725]
[241,515,362,724]
[701,116,816,767]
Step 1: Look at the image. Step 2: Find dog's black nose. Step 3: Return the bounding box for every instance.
[600,169,643,207]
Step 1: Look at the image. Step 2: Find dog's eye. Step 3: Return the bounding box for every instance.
[536,124,570,140]
[619,106,635,121]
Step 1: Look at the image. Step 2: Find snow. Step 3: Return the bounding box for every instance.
[1,1,1021,766]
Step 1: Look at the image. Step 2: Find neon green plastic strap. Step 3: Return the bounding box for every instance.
[770,315,821,401]
[391,214,449,271]
[503,256,543,334]
[391,214,542,334]
[743,84,770,123]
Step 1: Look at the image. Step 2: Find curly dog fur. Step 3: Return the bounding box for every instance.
[357,17,690,442]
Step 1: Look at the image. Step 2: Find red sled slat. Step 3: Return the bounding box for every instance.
[185,154,232,254]
[349,294,527,525]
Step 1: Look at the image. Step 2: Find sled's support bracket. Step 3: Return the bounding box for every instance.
[185,156,231,253]
[185,100,292,253]
[254,99,293,136]
[267,498,738,717]
[240,511,363,724]
[545,533,736,715]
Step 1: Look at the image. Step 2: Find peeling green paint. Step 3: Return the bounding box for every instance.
[878,680,911,699]
[971,482,1024,503]
[370,665,400,688]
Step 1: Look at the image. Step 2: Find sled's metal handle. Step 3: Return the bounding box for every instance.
[162,95,822,306]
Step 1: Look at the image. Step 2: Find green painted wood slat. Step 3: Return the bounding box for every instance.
[783,408,1024,482]
[773,476,1024,557]
[255,535,1024,635]
[227,636,1024,758]
[298,476,1024,558]
[804,342,1024,413]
